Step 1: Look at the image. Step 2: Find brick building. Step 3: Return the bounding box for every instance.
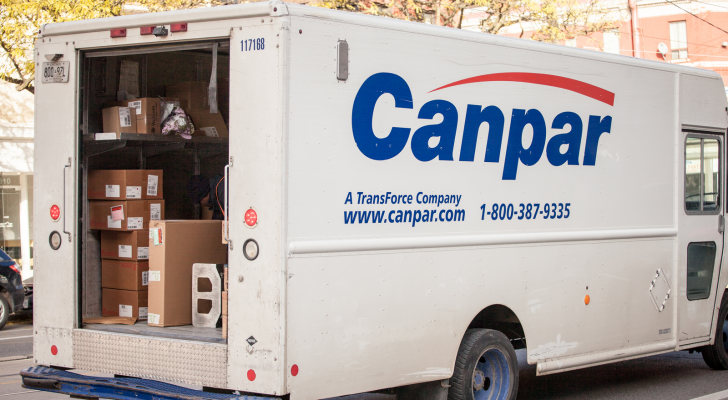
[462,0,728,92]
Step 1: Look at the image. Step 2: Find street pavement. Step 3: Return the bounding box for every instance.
[1,321,727,400]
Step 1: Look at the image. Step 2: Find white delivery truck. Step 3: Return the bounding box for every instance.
[24,1,728,399]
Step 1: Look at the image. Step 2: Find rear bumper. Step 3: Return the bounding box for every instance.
[20,366,280,400]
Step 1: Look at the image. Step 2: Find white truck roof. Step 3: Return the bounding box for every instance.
[39,1,720,80]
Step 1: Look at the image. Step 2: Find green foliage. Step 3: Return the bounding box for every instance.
[0,0,125,93]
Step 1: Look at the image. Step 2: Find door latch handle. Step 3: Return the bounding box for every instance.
[719,214,725,234]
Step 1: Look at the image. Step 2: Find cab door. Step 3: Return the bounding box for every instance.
[679,132,724,343]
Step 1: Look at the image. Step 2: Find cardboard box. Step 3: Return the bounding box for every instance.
[166,81,209,111]
[102,107,137,134]
[147,220,227,327]
[187,108,228,138]
[102,259,149,291]
[107,98,161,134]
[102,288,148,319]
[101,230,150,261]
[221,291,227,316]
[88,169,163,200]
[90,200,165,231]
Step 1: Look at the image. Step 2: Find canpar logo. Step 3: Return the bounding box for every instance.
[351,72,614,180]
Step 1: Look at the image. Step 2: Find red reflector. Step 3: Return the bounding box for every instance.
[110,29,126,38]
[291,364,299,376]
[140,26,154,35]
[50,204,61,221]
[245,208,258,227]
[51,345,58,356]
[170,23,187,32]
[247,369,256,381]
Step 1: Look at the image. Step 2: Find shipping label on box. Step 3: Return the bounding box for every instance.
[127,217,143,230]
[126,186,142,199]
[118,245,132,258]
[106,185,120,198]
[147,175,159,196]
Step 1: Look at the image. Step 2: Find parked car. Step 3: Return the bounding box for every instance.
[0,248,23,329]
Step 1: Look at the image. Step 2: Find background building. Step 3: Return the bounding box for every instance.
[0,80,34,278]
[463,0,728,92]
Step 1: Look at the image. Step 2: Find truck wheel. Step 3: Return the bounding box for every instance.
[702,293,728,370]
[448,329,518,400]
[0,296,9,330]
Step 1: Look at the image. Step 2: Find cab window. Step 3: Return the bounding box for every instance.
[685,136,721,214]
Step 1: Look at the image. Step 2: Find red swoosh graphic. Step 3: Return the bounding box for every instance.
[429,72,615,106]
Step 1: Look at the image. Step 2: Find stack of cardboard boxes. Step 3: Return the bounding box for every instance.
[88,170,165,320]
[98,82,228,139]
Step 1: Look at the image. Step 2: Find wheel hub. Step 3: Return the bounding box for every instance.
[473,369,486,391]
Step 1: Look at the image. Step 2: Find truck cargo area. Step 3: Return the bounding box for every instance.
[78,40,230,343]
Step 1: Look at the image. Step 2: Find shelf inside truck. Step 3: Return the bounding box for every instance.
[83,133,228,158]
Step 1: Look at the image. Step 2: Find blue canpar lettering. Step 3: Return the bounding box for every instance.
[351,72,613,180]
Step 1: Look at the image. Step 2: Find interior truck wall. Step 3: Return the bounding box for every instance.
[281,11,722,400]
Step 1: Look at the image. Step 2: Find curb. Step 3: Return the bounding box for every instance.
[0,355,33,363]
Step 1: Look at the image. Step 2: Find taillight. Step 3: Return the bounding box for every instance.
[170,23,187,33]
[9,263,21,277]
[110,29,126,38]
[140,26,155,35]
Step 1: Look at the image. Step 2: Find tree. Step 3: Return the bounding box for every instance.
[0,0,126,94]
[314,0,623,47]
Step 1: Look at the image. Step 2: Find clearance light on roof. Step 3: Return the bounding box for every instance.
[170,23,188,32]
[110,29,126,38]
[140,26,155,35]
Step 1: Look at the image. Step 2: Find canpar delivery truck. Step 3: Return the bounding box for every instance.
[24,1,728,399]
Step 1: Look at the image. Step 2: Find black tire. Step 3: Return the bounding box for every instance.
[702,292,728,370]
[0,295,9,330]
[449,329,518,400]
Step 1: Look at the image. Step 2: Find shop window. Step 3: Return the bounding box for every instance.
[670,21,688,59]
[687,242,716,300]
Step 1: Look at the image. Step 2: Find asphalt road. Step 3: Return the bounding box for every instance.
[0,324,33,359]
[1,321,727,400]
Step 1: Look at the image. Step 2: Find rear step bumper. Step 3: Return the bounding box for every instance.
[21,366,280,400]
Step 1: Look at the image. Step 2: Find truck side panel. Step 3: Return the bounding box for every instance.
[284,15,684,400]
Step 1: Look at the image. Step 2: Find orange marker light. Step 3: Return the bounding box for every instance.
[584,295,591,305]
